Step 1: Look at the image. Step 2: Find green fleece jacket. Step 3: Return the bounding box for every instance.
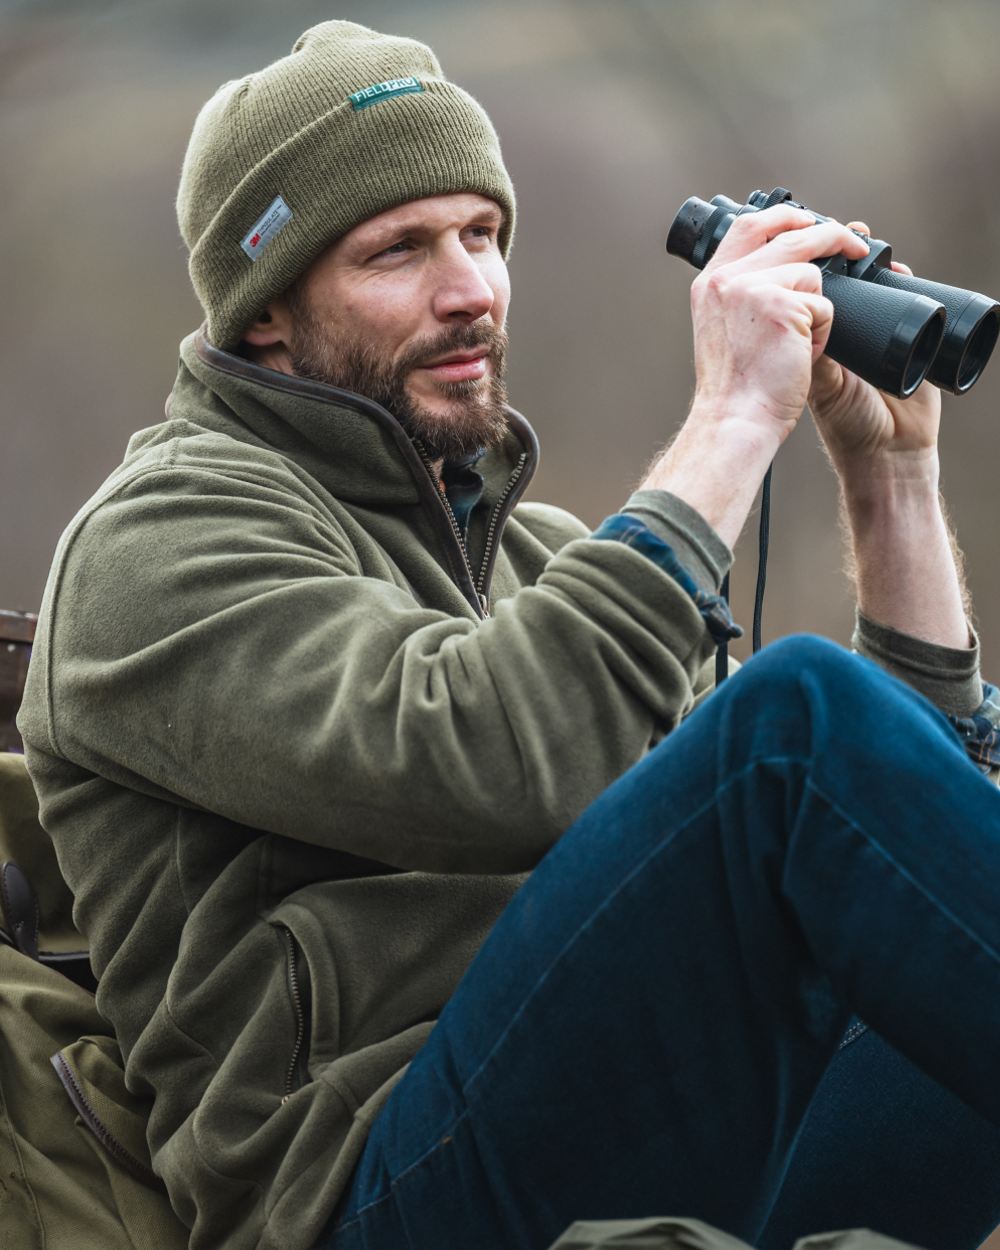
[16,330,735,1250]
[16,330,987,1250]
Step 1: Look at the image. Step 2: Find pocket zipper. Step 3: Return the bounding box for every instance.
[278,925,311,1103]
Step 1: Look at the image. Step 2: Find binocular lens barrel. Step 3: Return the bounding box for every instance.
[666,192,999,398]
[866,268,1000,394]
[821,273,945,399]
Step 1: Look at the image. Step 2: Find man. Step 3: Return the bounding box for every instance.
[17,19,1000,1250]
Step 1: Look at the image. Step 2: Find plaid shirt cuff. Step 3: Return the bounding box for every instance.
[592,514,743,645]
[948,682,1000,772]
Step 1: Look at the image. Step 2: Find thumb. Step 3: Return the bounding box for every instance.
[809,354,846,409]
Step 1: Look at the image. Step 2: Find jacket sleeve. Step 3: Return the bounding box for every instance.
[853,611,1000,786]
[26,463,726,874]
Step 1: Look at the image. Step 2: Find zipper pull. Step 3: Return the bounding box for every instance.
[477,591,490,617]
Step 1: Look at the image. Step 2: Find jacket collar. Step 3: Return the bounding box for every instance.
[160,328,539,512]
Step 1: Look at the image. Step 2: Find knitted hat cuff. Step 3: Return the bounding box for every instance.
[188,80,515,349]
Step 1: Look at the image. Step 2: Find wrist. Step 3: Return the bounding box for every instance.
[687,393,794,451]
[641,401,782,550]
[838,447,941,515]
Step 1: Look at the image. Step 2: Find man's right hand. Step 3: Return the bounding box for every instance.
[639,205,870,551]
[690,204,870,439]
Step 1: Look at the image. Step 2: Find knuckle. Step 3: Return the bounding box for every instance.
[694,268,730,301]
[724,215,764,248]
[798,263,822,291]
[730,213,759,234]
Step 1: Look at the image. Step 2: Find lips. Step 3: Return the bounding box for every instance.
[419,349,489,382]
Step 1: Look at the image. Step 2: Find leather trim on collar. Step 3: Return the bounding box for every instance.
[192,328,539,484]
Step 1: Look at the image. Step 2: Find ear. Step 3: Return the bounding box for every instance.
[243,295,294,349]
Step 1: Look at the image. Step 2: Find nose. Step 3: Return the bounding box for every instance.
[430,240,496,324]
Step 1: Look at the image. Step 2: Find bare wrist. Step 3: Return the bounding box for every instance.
[641,402,783,549]
[687,394,794,451]
[839,450,941,519]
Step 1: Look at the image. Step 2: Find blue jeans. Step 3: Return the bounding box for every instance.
[317,636,1000,1250]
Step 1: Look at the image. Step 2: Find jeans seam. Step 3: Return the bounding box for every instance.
[457,758,781,1100]
[805,775,1000,965]
[332,1107,473,1233]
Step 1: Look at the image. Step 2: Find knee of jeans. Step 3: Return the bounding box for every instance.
[742,633,852,688]
[736,633,883,720]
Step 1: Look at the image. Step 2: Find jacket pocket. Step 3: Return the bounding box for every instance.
[272,922,313,1102]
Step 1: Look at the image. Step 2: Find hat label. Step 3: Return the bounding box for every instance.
[349,77,424,111]
[240,195,293,261]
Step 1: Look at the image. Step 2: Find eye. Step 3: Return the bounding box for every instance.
[372,238,414,260]
[465,225,497,242]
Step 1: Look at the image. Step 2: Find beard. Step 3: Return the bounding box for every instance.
[286,291,510,462]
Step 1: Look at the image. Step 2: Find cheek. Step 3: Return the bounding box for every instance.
[334,284,413,352]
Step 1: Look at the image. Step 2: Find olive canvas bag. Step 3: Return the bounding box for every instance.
[0,751,189,1249]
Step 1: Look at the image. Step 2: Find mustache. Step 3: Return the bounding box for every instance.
[399,323,508,373]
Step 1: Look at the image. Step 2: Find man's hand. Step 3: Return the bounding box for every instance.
[641,205,869,549]
[806,221,971,652]
[690,205,871,439]
[807,221,942,472]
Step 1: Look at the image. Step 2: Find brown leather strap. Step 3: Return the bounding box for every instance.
[0,860,40,961]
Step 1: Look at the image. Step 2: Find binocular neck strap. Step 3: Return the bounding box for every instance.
[714,462,773,687]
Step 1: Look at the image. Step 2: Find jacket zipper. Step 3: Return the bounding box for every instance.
[476,453,527,599]
[279,926,309,1104]
[412,441,528,617]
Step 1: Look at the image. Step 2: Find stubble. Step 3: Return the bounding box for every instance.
[287,285,510,462]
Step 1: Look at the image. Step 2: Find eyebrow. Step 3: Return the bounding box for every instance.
[357,204,504,250]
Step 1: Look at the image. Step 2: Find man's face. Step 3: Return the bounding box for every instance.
[280,192,511,461]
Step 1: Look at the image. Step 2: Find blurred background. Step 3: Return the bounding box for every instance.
[4,0,1000,670]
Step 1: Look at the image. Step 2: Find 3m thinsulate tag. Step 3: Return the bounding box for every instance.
[241,196,293,261]
[349,77,424,110]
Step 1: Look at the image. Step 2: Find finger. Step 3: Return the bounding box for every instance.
[707,204,817,269]
[743,285,834,351]
[797,291,836,358]
[720,219,870,277]
[809,353,847,409]
[846,219,914,276]
[737,262,826,296]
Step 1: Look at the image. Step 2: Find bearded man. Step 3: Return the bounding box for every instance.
[18,20,1000,1250]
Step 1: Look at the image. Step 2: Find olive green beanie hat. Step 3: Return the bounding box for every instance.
[177,20,516,349]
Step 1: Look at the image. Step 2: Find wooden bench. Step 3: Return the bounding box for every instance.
[0,610,37,753]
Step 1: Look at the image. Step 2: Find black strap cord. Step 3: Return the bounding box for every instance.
[714,574,731,686]
[715,463,773,686]
[753,464,772,654]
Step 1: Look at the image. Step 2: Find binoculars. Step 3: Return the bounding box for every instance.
[666,187,1000,398]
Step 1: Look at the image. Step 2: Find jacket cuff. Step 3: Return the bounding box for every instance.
[592,514,742,645]
[618,490,732,594]
[852,610,982,717]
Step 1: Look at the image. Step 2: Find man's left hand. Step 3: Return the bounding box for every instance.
[807,220,942,474]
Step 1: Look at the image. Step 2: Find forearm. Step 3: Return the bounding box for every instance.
[639,402,783,551]
[839,449,972,651]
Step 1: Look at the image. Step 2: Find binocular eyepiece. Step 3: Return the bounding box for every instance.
[666,187,1000,398]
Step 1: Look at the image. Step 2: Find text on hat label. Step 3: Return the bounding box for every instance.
[240,196,293,261]
[349,78,424,110]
